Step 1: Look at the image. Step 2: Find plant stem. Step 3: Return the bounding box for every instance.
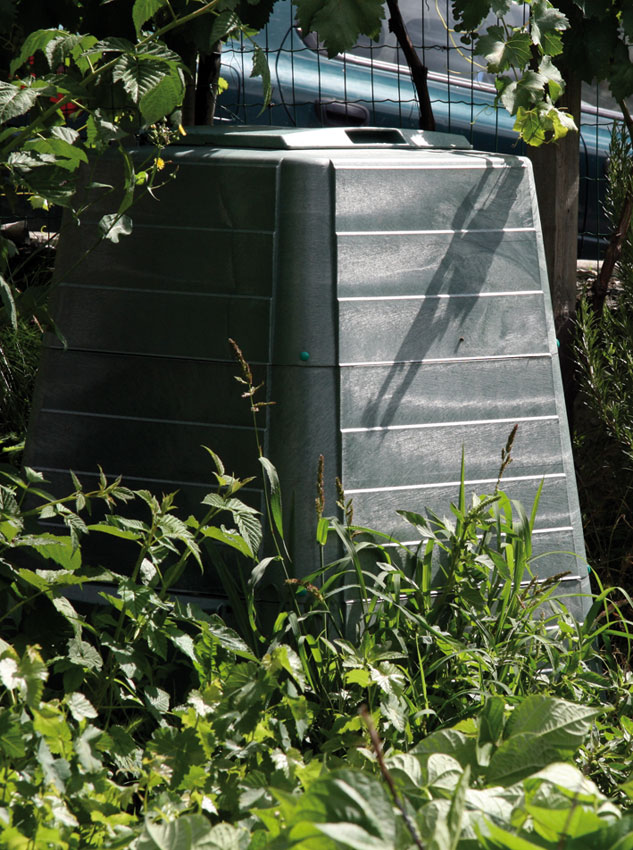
[359,705,426,850]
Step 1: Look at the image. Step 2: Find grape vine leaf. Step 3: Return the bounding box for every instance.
[293,0,384,59]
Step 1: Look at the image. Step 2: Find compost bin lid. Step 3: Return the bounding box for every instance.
[179,125,472,150]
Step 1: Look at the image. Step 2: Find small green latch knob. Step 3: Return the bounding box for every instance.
[300,351,310,361]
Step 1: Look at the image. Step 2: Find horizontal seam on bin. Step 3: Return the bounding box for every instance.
[345,472,566,495]
[339,353,553,366]
[338,291,543,301]
[336,227,536,236]
[57,283,271,300]
[341,415,559,433]
[33,466,263,492]
[40,409,256,430]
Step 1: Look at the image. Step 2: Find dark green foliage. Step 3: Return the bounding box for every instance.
[574,122,633,589]
[1,444,633,847]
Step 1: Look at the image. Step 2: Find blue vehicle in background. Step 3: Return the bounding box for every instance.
[220,0,618,258]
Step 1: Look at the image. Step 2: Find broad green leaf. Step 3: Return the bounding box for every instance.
[475,26,531,72]
[67,637,103,671]
[88,522,144,540]
[10,28,62,74]
[140,72,184,124]
[24,136,88,172]
[346,668,370,687]
[248,556,277,588]
[316,823,393,850]
[524,763,605,805]
[0,274,17,329]
[65,692,98,721]
[526,802,604,843]
[452,0,494,32]
[478,695,506,749]
[281,769,395,844]
[133,0,166,36]
[92,36,136,54]
[144,685,170,715]
[498,71,548,115]
[209,11,241,44]
[259,457,283,538]
[18,646,48,708]
[0,711,25,758]
[530,0,568,55]
[138,815,246,850]
[293,0,384,58]
[504,696,600,751]
[448,765,470,849]
[33,703,72,753]
[75,724,103,772]
[412,728,478,773]
[264,644,307,690]
[540,55,564,102]
[86,109,130,149]
[427,753,464,796]
[112,54,167,103]
[564,815,633,850]
[29,534,82,569]
[200,524,253,558]
[250,45,272,111]
[0,80,39,123]
[483,822,557,849]
[487,736,572,786]
[199,615,256,660]
[99,213,133,243]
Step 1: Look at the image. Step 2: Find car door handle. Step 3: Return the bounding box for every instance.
[314,100,370,127]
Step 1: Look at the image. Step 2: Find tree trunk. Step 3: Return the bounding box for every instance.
[195,43,222,125]
[527,73,581,427]
[385,0,435,131]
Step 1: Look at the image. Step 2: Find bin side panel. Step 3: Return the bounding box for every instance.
[337,230,542,298]
[333,153,588,604]
[335,161,534,232]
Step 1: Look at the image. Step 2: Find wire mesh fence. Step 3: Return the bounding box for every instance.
[220,0,617,261]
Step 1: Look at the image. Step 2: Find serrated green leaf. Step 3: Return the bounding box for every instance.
[133,0,166,36]
[138,814,235,850]
[18,646,48,708]
[505,696,600,749]
[530,0,568,56]
[112,53,167,103]
[33,702,71,752]
[65,692,98,721]
[293,0,384,58]
[476,26,532,72]
[0,80,39,123]
[250,45,271,111]
[209,10,241,45]
[0,711,25,758]
[67,637,103,671]
[200,524,253,557]
[144,685,170,715]
[75,724,103,772]
[452,0,494,32]
[29,534,82,570]
[139,71,183,124]
[10,28,62,74]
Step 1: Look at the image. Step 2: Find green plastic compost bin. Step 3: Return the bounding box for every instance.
[24,125,590,617]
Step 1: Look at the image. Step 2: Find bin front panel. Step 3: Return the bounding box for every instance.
[333,153,587,597]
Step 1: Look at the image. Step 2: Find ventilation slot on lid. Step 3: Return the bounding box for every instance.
[345,128,407,145]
